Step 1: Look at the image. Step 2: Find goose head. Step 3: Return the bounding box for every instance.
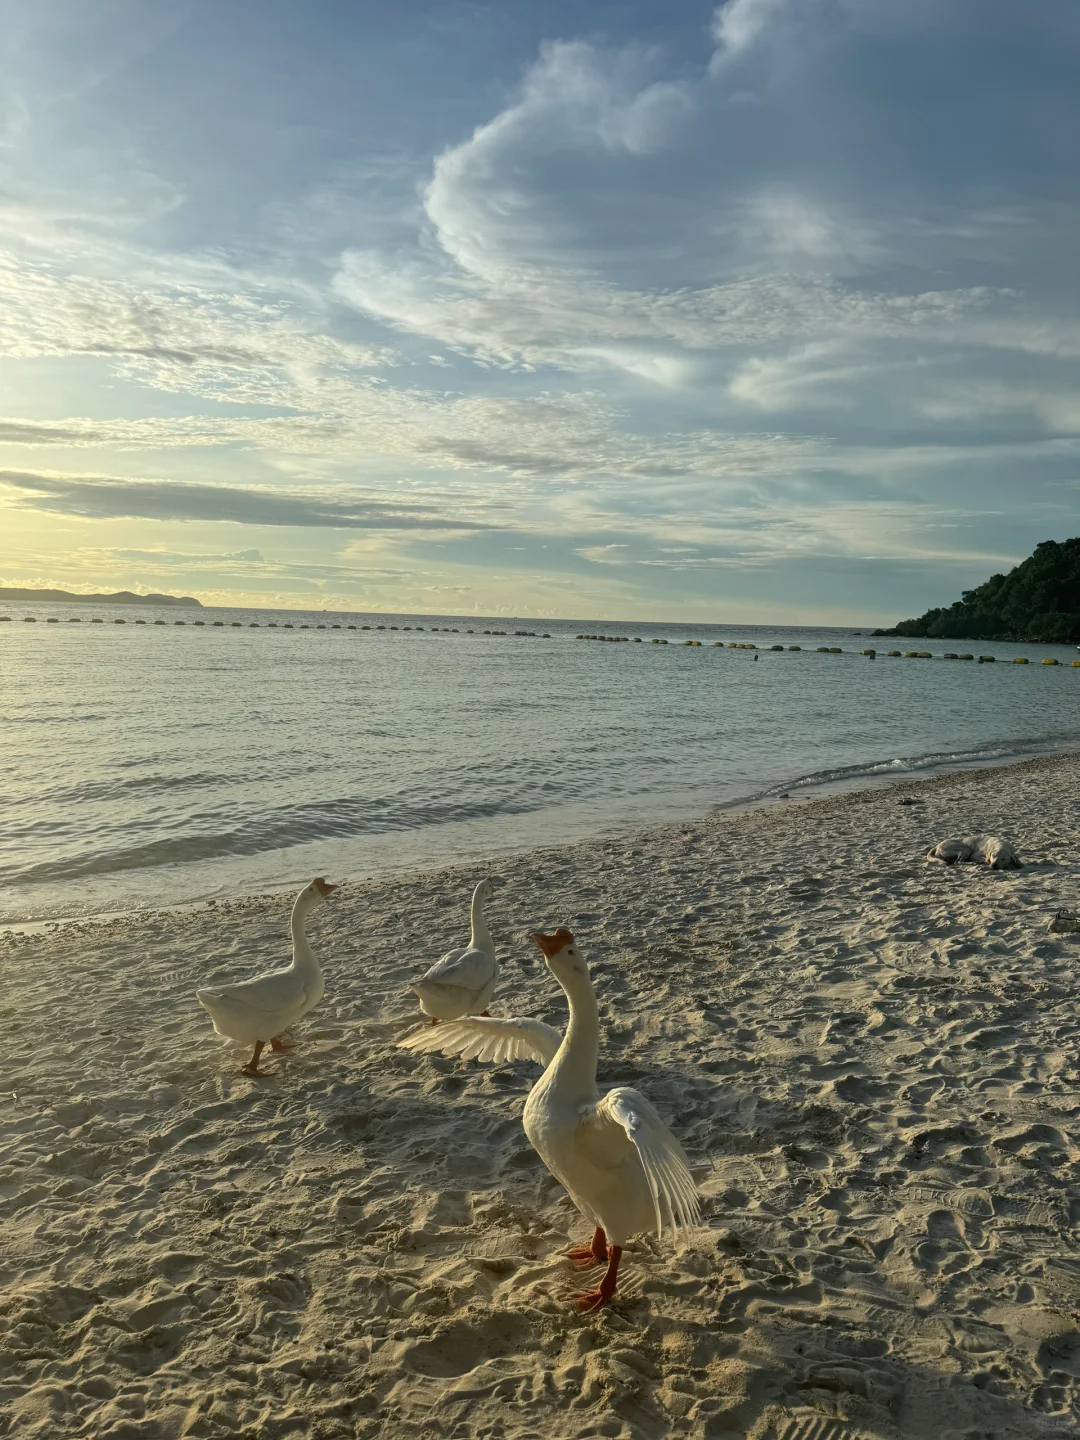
[473,877,496,906]
[311,876,339,901]
[530,927,586,981]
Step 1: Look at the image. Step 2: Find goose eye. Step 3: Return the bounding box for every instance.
[568,949,576,956]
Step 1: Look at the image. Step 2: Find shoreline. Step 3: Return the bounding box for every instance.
[5,740,1079,934]
[3,750,1080,1436]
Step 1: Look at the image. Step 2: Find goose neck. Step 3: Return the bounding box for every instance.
[550,970,600,1093]
[290,894,320,974]
[469,887,492,950]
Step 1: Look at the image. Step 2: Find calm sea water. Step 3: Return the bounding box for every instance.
[2,600,1078,923]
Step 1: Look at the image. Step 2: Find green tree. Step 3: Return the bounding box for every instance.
[880,539,1080,643]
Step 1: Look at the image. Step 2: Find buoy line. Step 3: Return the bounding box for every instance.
[2,614,1078,665]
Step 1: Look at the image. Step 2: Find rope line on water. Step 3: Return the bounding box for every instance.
[2,615,1078,666]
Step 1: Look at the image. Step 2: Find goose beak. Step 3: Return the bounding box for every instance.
[530,928,574,959]
[313,877,339,897]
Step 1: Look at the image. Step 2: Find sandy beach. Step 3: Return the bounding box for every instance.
[3,752,1080,1440]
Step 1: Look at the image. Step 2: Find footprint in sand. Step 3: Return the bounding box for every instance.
[770,1411,874,1440]
[1037,1330,1080,1380]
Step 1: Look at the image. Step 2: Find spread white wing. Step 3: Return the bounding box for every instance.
[398,1016,563,1067]
[590,1087,700,1237]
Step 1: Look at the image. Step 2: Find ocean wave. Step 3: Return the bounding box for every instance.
[753,731,1080,802]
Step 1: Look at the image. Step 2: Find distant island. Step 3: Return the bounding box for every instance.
[875,538,1080,643]
[0,587,202,608]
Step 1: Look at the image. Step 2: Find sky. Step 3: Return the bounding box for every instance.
[1,0,1079,621]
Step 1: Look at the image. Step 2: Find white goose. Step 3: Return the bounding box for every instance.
[411,877,499,1023]
[196,876,337,1075]
[399,927,699,1310]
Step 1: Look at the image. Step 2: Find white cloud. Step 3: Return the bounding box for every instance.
[711,0,788,58]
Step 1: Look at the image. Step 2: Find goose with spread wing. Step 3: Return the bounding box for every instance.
[411,877,500,1023]
[399,927,699,1310]
[197,876,337,1075]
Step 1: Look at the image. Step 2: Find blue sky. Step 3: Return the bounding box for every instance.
[1,0,1078,619]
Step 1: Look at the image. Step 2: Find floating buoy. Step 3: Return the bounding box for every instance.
[24,616,36,623]
[887,650,900,656]
[770,644,784,651]
[817,646,831,653]
[46,617,58,623]
[69,618,80,623]
[267,623,277,628]
[174,621,185,626]
[1073,659,1080,667]
[958,654,973,660]
[348,625,356,630]
[943,652,958,659]
[135,620,145,625]
[788,645,801,651]
[154,619,165,625]
[861,648,875,656]
[284,624,293,629]
[1042,657,1060,665]
[213,620,224,627]
[0,616,9,622]
[92,618,103,624]
[903,651,918,658]
[1013,657,1028,664]
[232,622,241,627]
[194,620,204,626]
[978,655,994,662]
[115,619,126,624]
[250,623,259,628]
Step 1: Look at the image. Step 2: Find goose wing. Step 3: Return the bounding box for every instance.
[398,1016,562,1067]
[588,1087,700,1238]
[418,943,495,993]
[196,966,308,1020]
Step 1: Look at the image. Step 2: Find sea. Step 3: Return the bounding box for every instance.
[2,598,1078,924]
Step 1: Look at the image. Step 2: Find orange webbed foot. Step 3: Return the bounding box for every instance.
[575,1289,608,1312]
[565,1247,602,1270]
[573,1244,621,1312]
[565,1226,608,1270]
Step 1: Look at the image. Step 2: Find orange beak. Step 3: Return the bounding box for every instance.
[313,877,339,896]
[530,927,574,958]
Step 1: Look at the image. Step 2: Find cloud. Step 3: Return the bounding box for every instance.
[0,469,491,531]
[0,250,399,403]
[2,1,1080,618]
[711,0,788,58]
[333,26,1040,393]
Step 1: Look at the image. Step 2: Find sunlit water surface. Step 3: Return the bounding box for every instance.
[2,602,1078,922]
